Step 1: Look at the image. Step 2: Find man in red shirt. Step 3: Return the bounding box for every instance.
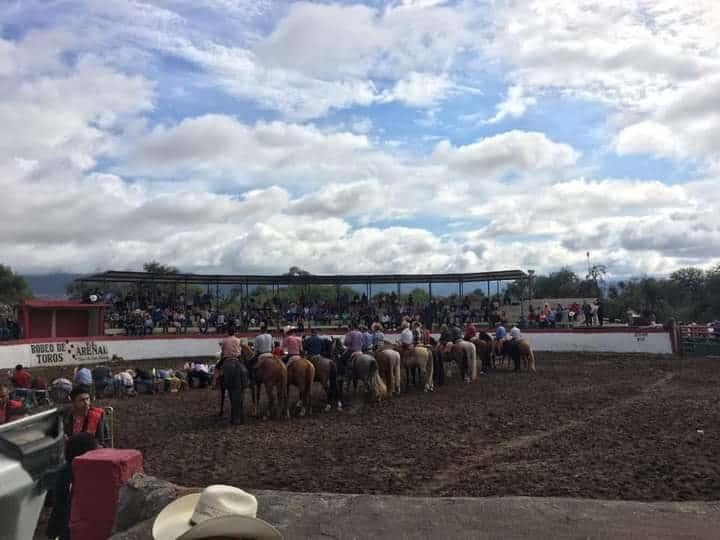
[11,364,32,389]
[0,384,24,425]
[63,385,110,446]
[463,323,477,341]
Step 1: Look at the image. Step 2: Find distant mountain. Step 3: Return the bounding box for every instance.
[23,273,83,299]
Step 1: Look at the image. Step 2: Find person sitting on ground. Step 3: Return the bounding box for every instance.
[0,384,25,425]
[11,364,32,389]
[113,370,136,397]
[73,366,93,388]
[152,485,282,540]
[281,328,303,364]
[63,385,110,446]
[304,327,324,359]
[188,362,211,388]
[47,432,99,540]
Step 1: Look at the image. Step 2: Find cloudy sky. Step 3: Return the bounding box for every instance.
[2,0,719,277]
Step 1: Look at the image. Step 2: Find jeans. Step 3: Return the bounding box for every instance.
[222,359,247,424]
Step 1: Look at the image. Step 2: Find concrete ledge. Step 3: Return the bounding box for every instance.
[112,485,720,540]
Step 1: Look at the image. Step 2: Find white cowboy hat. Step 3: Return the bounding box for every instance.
[153,485,282,540]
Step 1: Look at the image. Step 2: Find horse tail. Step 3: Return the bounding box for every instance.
[329,360,338,397]
[469,343,477,381]
[370,360,387,400]
[305,360,315,401]
[528,346,536,372]
[279,360,288,415]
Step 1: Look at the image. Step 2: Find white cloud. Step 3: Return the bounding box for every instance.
[384,72,455,107]
[433,131,579,176]
[484,85,536,124]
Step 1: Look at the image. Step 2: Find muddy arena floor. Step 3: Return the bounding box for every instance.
[92,353,720,501]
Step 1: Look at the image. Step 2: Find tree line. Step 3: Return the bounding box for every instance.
[2,262,719,323]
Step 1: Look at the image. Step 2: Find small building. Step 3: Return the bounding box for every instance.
[20,300,105,339]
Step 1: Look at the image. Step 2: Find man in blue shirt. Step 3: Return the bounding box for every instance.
[495,324,507,357]
[361,326,373,352]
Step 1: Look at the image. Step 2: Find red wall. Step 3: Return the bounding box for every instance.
[56,309,89,338]
[29,310,52,338]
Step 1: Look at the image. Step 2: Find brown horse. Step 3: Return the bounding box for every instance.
[307,354,339,410]
[375,348,401,396]
[471,334,494,373]
[252,353,288,419]
[286,356,315,417]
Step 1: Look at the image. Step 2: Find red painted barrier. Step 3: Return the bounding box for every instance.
[70,449,144,539]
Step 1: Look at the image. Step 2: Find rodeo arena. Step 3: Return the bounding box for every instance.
[3,269,720,540]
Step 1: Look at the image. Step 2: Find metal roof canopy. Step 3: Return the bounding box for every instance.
[78,270,528,287]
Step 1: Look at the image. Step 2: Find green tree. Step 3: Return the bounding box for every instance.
[533,267,582,298]
[143,261,179,274]
[0,264,32,304]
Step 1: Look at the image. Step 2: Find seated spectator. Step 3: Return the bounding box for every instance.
[11,364,32,389]
[0,384,25,425]
[113,370,136,397]
[47,432,98,540]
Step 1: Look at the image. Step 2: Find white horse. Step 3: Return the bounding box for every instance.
[452,340,477,382]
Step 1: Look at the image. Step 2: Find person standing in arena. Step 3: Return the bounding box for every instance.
[63,385,110,446]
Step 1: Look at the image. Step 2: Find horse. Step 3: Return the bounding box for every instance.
[251,353,288,419]
[216,344,254,418]
[451,340,477,383]
[471,333,494,373]
[397,345,434,392]
[307,354,340,410]
[375,348,402,396]
[286,356,315,417]
[349,353,387,402]
[505,339,536,372]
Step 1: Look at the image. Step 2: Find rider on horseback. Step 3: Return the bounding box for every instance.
[281,327,303,364]
[304,327,324,359]
[341,324,363,378]
[248,322,273,383]
[399,321,414,362]
[371,322,385,351]
[361,325,373,353]
[495,322,507,356]
[464,322,477,341]
[219,328,247,425]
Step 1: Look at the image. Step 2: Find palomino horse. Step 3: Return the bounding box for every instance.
[286,356,315,417]
[505,339,536,372]
[252,353,288,419]
[471,333,494,373]
[348,353,387,402]
[396,345,434,392]
[451,340,478,383]
[375,348,401,396]
[307,354,339,411]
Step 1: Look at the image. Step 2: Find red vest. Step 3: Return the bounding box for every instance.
[0,400,23,424]
[67,407,104,436]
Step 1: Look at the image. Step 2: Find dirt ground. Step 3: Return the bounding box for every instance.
[69,354,720,500]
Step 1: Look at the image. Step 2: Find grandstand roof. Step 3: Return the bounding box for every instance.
[78,269,527,286]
